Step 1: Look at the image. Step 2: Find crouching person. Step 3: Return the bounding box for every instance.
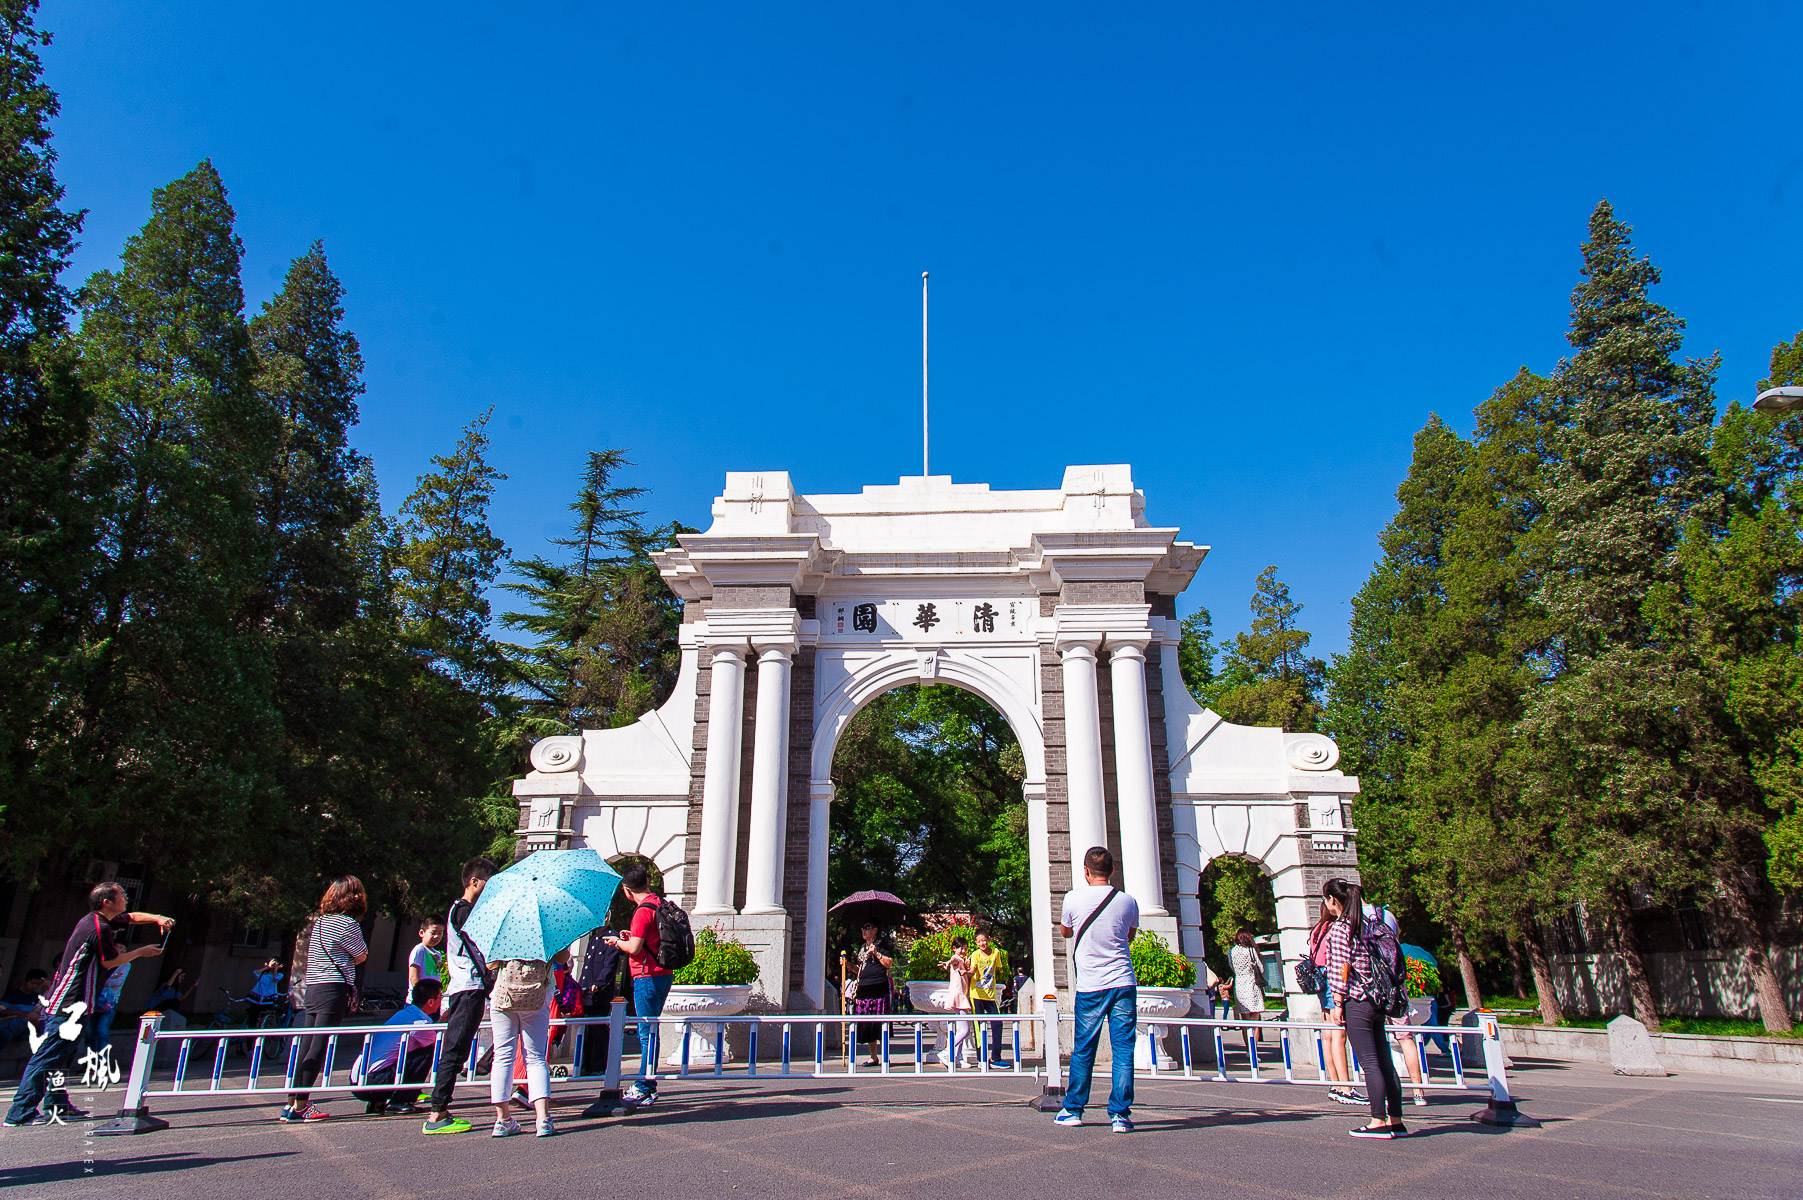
[353,979,444,1115]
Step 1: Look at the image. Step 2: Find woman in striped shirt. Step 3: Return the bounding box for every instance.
[283,876,369,1123]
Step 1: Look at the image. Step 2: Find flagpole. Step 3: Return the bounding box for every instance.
[921,270,929,477]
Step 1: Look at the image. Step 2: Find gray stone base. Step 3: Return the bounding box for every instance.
[704,912,792,1012]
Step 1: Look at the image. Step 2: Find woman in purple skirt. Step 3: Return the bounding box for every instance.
[852,922,895,1066]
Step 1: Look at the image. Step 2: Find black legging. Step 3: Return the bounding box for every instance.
[1344,997,1403,1124]
[291,983,350,1105]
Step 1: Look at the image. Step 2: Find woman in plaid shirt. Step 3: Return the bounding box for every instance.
[1322,878,1408,1139]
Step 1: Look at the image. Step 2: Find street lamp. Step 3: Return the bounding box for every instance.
[1754,386,1803,414]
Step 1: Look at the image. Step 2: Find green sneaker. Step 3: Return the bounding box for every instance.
[422,1115,472,1135]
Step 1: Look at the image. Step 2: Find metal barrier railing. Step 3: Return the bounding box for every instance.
[92,996,1533,1134]
[1033,1003,1536,1126]
[93,999,1042,1134]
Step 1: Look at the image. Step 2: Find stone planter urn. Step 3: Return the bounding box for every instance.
[904,980,967,1065]
[1134,986,1193,1069]
[660,984,754,1067]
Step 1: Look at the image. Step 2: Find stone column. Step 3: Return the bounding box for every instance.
[1059,636,1107,879]
[804,780,834,1011]
[1025,782,1055,1011]
[1108,637,1167,916]
[742,644,794,915]
[694,643,748,915]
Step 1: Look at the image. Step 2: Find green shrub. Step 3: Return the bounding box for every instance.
[672,926,760,986]
[1129,930,1196,989]
[905,925,980,981]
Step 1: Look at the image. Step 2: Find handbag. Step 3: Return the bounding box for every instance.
[1294,955,1325,995]
[492,960,550,1013]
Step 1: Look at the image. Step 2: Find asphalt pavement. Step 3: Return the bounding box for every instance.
[3,1055,1801,1200]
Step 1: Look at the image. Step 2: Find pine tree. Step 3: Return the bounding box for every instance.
[1517,201,1721,1028]
[502,450,683,732]
[1213,566,1325,731]
[393,410,508,688]
[0,0,87,876]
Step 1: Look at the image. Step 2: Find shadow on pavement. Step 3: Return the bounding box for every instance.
[0,1149,296,1187]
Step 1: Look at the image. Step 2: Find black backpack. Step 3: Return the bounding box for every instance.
[1356,921,1409,1020]
[642,898,695,972]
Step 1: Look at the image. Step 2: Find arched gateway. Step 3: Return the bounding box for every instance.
[512,468,1360,1017]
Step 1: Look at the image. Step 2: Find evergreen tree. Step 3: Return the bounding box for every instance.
[67,161,280,892]
[248,242,366,632]
[393,410,508,688]
[1212,566,1325,731]
[0,0,87,877]
[1517,200,1721,1027]
[502,450,684,732]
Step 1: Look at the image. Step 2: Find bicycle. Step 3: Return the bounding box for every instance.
[205,987,293,1056]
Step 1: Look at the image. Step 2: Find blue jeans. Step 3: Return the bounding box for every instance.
[632,973,673,1092]
[1063,986,1136,1119]
[7,1014,87,1123]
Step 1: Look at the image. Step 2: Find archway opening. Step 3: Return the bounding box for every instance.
[605,853,662,932]
[826,683,1030,1005]
[1198,854,1280,996]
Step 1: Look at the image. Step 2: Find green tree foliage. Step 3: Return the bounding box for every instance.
[1176,609,1218,706]
[1212,566,1325,731]
[392,411,508,688]
[0,0,86,877]
[1331,201,1798,1030]
[67,161,282,890]
[829,685,1029,948]
[502,450,685,733]
[1516,201,1724,1027]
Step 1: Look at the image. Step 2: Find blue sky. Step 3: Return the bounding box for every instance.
[39,1,1803,657]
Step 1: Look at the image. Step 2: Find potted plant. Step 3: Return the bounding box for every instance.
[901,924,979,1014]
[1404,955,1441,1024]
[663,927,760,1065]
[899,924,981,1064]
[1129,931,1197,1069]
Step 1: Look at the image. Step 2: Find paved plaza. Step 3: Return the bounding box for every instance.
[3,1056,1800,1200]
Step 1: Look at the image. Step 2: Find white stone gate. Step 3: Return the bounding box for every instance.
[513,468,1359,1016]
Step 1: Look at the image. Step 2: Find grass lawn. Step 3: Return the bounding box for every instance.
[1495,1009,1803,1039]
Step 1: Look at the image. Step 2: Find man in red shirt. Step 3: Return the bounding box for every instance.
[602,863,672,1106]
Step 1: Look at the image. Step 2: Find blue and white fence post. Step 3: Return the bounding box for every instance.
[1031,993,1064,1112]
[580,997,630,1118]
[93,1014,169,1136]
[1471,1010,1539,1128]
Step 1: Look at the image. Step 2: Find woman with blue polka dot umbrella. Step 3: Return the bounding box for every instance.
[462,849,620,1138]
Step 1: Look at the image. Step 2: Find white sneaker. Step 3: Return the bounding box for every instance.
[536,1117,556,1138]
[491,1118,522,1138]
[1053,1110,1082,1127]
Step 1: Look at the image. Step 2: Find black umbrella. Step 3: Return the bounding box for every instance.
[829,890,907,931]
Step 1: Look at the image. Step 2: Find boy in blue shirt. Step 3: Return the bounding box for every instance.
[353,979,443,1115]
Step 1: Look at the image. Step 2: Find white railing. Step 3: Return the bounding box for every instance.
[92,997,1533,1134]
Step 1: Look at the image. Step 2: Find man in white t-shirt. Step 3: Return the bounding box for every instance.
[1055,845,1141,1134]
[423,857,495,1135]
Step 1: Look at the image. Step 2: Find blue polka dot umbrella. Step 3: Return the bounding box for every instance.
[463,849,622,963]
